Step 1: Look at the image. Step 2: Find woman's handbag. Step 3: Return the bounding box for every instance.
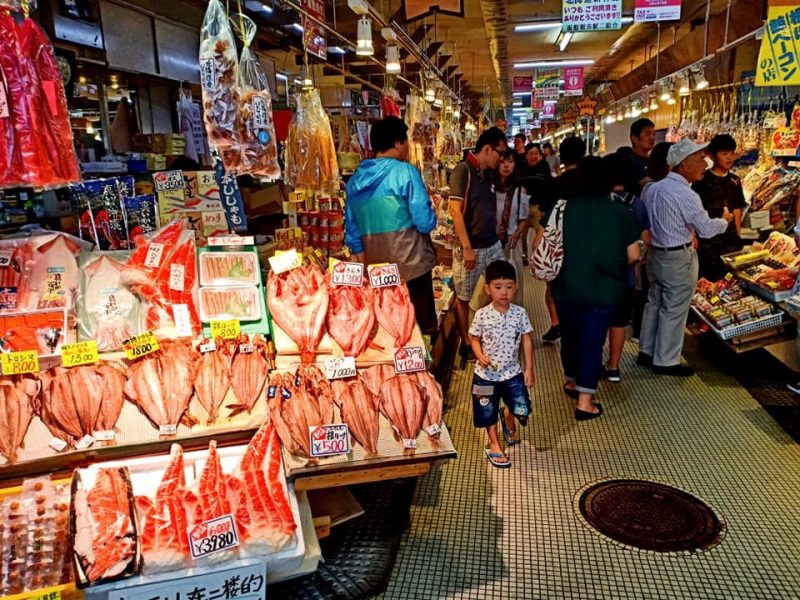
[531,198,567,281]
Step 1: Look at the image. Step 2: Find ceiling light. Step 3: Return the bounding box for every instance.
[616,112,623,122]
[425,86,435,103]
[386,45,401,73]
[276,72,288,82]
[329,46,347,54]
[605,113,615,124]
[290,22,303,32]
[641,103,650,113]
[659,82,671,101]
[677,73,690,96]
[556,31,573,52]
[513,101,522,107]
[512,91,530,97]
[649,93,658,111]
[453,103,461,118]
[624,104,632,119]
[86,124,94,134]
[514,59,595,69]
[356,15,374,56]
[667,95,677,105]
[515,17,631,32]
[260,2,273,12]
[694,68,709,90]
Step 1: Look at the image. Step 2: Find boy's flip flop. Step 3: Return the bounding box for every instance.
[485,449,512,469]
[499,412,520,446]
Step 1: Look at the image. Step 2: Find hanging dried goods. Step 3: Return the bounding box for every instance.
[284,89,339,189]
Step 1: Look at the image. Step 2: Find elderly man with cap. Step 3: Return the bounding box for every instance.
[638,138,733,376]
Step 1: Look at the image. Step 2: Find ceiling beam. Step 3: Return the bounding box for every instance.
[425,41,444,59]
[410,24,432,45]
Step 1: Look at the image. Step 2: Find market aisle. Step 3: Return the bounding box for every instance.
[379,275,800,599]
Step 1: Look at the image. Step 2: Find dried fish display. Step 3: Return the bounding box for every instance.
[284,89,339,189]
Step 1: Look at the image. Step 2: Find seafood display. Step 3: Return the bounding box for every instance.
[379,374,427,452]
[0,375,37,461]
[326,280,376,357]
[332,379,380,456]
[193,338,232,424]
[415,371,444,441]
[284,89,339,189]
[374,283,416,348]
[199,252,259,286]
[228,333,269,415]
[199,287,261,321]
[267,264,329,362]
[72,468,139,585]
[80,254,140,351]
[124,341,196,432]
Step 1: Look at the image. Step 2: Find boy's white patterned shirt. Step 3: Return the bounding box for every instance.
[469,303,533,382]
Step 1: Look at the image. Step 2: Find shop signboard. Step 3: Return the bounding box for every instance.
[513,75,533,93]
[302,0,327,59]
[531,94,544,110]
[634,0,681,22]
[562,0,622,32]
[404,0,463,21]
[563,66,584,96]
[541,101,557,120]
[535,68,561,102]
[756,2,800,87]
[213,153,248,233]
[577,94,598,116]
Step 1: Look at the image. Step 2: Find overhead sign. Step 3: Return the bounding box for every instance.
[634,0,681,22]
[756,2,800,87]
[404,0,463,21]
[563,66,584,96]
[541,101,557,120]
[562,0,623,32]
[302,0,327,59]
[535,68,561,102]
[577,94,598,116]
[531,94,544,110]
[513,76,533,93]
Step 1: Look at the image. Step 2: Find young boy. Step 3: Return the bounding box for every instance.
[469,260,535,469]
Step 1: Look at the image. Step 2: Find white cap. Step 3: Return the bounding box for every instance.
[667,138,709,168]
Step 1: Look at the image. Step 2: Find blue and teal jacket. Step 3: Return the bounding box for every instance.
[345,158,437,281]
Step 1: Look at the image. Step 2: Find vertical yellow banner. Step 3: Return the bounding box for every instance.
[756,0,800,86]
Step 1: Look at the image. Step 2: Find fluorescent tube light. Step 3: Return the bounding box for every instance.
[514,59,595,69]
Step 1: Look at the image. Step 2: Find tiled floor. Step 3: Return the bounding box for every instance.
[379,276,800,599]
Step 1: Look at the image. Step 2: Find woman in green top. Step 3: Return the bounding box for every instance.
[546,157,641,420]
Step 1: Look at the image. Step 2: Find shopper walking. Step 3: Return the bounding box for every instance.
[542,142,561,176]
[639,138,733,376]
[625,118,657,195]
[538,157,641,419]
[513,133,527,172]
[344,116,438,336]
[495,150,531,300]
[602,152,651,383]
[450,127,507,361]
[692,134,746,280]
[469,260,535,468]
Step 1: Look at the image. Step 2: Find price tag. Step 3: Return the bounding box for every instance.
[309,424,351,457]
[207,235,255,247]
[173,304,193,338]
[187,514,240,559]
[331,261,364,286]
[426,423,441,437]
[160,424,178,436]
[0,249,13,268]
[239,343,254,354]
[93,430,115,441]
[324,356,357,380]
[33,591,61,600]
[268,249,302,274]
[75,435,94,450]
[144,243,165,268]
[169,264,185,292]
[60,341,99,368]
[369,263,401,288]
[1,350,39,375]
[393,346,426,374]
[710,296,720,305]
[210,319,240,340]
[403,438,418,449]
[49,438,68,453]
[199,340,217,353]
[123,332,160,361]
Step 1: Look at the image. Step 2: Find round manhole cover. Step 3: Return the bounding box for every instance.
[576,479,725,553]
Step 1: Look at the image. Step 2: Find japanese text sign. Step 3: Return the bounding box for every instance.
[535,68,561,102]
[513,75,533,93]
[107,559,266,600]
[1,350,39,375]
[394,346,426,373]
[634,0,681,22]
[756,1,800,87]
[563,67,585,96]
[309,424,351,457]
[302,0,327,59]
[61,341,99,368]
[188,514,240,559]
[369,263,400,288]
[331,261,365,286]
[541,101,557,120]
[562,0,623,32]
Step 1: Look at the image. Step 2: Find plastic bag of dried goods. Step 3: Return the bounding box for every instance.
[235,15,280,180]
[284,89,339,189]
[199,0,239,170]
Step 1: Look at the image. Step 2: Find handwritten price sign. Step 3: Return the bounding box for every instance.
[188,514,240,559]
[60,341,99,368]
[1,350,39,375]
[369,264,400,288]
[269,249,302,274]
[324,356,357,380]
[124,332,160,360]
[210,319,240,340]
[331,261,364,286]
[394,346,426,374]
[309,424,350,457]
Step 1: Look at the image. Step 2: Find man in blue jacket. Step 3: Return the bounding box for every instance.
[345,116,438,335]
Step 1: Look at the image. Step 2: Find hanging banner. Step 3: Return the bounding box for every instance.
[531,94,544,110]
[562,0,623,32]
[756,1,800,87]
[535,68,561,102]
[577,94,598,117]
[404,0,463,21]
[513,76,533,93]
[532,119,542,129]
[541,102,557,120]
[563,67,584,96]
[634,0,681,22]
[302,0,327,59]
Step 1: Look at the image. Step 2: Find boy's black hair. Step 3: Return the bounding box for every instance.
[559,136,586,166]
[485,260,517,283]
[708,134,737,155]
[602,152,631,188]
[475,127,507,153]
[370,116,408,153]
[630,118,655,139]
[514,133,527,143]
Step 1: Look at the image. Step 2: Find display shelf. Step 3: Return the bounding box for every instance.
[741,278,795,303]
[690,305,785,340]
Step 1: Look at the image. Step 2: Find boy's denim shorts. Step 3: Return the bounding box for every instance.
[471,372,532,428]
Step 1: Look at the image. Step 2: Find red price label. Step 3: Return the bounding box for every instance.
[369,264,400,288]
[331,261,364,286]
[309,424,350,457]
[394,346,426,374]
[187,514,240,559]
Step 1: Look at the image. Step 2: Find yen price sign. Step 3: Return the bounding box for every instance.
[394,346,426,373]
[310,424,350,457]
[331,261,364,286]
[369,263,400,288]
[188,514,240,559]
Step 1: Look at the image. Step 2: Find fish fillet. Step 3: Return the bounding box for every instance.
[379,374,427,453]
[0,375,36,461]
[373,283,416,348]
[415,371,444,442]
[326,279,375,357]
[267,264,329,362]
[193,338,232,424]
[96,361,128,433]
[332,379,380,456]
[228,334,269,416]
[360,364,397,397]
